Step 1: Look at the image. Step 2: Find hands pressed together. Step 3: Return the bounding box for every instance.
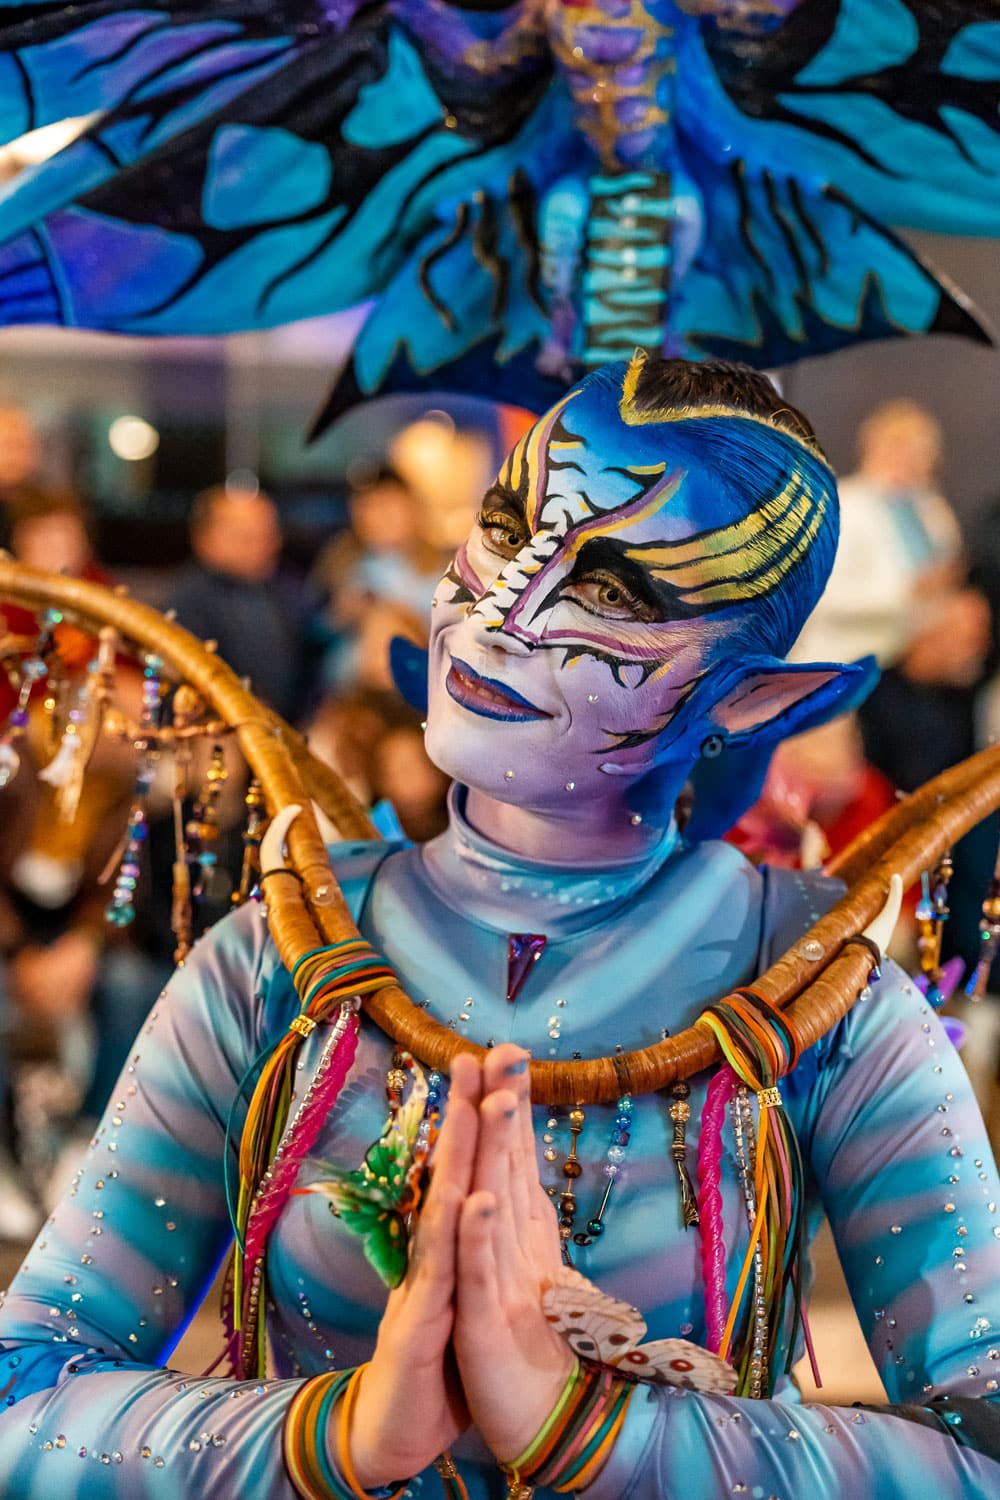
[347,1043,576,1490]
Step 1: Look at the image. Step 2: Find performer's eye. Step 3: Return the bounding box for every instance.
[478,508,529,560]
[564,570,657,623]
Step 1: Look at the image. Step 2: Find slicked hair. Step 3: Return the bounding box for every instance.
[622,355,824,458]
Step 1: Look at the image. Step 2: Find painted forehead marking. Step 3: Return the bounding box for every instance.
[500,473,684,640]
[624,467,829,608]
[499,391,578,531]
[506,390,673,537]
[557,468,684,561]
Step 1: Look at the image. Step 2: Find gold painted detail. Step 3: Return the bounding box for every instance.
[619,351,829,463]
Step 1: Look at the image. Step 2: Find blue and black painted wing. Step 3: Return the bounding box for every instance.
[0,1,996,413]
[667,1,998,363]
[0,3,562,341]
[312,0,1000,411]
[698,1,1000,236]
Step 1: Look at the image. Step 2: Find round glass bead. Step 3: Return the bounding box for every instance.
[617,1097,633,1113]
[607,1145,626,1165]
[586,1219,605,1237]
[562,1159,582,1179]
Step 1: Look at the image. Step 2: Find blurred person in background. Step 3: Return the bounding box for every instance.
[1,489,149,1224]
[792,398,992,982]
[7,488,134,913]
[793,399,989,785]
[313,466,445,693]
[9,484,109,584]
[0,406,43,541]
[390,414,492,552]
[370,719,449,842]
[306,690,450,844]
[724,716,895,872]
[308,464,455,835]
[169,483,326,724]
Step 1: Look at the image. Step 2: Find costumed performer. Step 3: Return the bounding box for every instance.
[0,357,999,1498]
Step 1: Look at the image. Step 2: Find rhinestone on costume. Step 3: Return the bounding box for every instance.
[506,933,546,1003]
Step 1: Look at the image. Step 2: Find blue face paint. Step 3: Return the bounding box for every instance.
[409,357,875,835]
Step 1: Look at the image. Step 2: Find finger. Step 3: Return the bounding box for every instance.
[482,1043,529,1099]
[481,1046,536,1220]
[406,1178,463,1315]
[449,1050,483,1107]
[473,1090,526,1295]
[472,1089,519,1198]
[454,1189,505,1358]
[427,1093,479,1209]
[483,1045,535,1175]
[426,1053,482,1201]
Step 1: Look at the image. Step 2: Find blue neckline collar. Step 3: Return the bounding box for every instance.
[418,785,679,939]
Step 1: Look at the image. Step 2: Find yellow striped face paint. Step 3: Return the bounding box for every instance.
[425,358,839,813]
[625,468,830,608]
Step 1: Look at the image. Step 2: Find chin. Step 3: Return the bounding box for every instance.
[424,689,573,804]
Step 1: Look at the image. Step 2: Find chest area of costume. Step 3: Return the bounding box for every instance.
[264,842,787,1376]
[266,1032,771,1380]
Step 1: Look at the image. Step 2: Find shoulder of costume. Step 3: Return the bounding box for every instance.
[251,837,406,1021]
[757,863,844,970]
[657,832,766,901]
[323,837,408,922]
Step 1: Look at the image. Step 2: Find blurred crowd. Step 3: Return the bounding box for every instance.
[0,404,475,1238]
[1,391,1000,1240]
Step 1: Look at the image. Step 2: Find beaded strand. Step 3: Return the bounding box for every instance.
[105,652,163,927]
[730,1085,767,1397]
[572,1097,633,1247]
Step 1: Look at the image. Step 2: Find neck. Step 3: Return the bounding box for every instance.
[463,786,668,864]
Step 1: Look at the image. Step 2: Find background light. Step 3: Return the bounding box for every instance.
[108,415,160,462]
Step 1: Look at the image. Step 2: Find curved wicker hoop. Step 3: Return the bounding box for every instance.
[1,558,996,1104]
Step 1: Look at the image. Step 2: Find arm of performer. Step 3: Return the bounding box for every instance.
[453,983,1000,1499]
[0,901,472,1499]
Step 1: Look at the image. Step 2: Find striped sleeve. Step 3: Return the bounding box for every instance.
[0,901,309,1499]
[582,963,1000,1498]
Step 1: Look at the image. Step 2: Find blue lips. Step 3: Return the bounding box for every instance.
[446,657,551,722]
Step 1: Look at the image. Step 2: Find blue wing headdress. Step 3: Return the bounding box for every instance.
[0,1,995,423]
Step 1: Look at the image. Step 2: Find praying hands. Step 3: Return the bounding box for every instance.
[346,1044,576,1491]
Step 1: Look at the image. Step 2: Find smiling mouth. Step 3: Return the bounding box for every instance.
[446,657,553,722]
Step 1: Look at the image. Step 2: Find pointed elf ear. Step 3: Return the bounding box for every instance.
[683,656,878,843]
[706,657,878,745]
